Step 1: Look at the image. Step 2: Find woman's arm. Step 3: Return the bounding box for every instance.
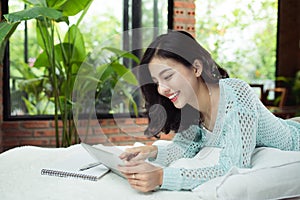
[151,125,206,166]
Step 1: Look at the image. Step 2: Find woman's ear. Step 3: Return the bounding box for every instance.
[193,59,203,77]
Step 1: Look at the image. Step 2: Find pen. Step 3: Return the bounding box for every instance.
[79,162,102,171]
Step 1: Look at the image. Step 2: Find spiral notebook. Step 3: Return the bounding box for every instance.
[40,145,110,181]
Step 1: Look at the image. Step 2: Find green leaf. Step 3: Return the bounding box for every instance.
[34,43,76,68]
[111,63,138,85]
[0,22,20,45]
[4,7,63,23]
[46,0,68,9]
[0,41,7,65]
[64,25,86,63]
[103,47,140,63]
[36,21,50,50]
[22,97,37,115]
[0,22,20,64]
[18,77,46,94]
[23,0,47,7]
[97,64,113,82]
[59,0,93,16]
[121,86,138,116]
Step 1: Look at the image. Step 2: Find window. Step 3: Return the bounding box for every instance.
[195,0,278,86]
[2,0,173,120]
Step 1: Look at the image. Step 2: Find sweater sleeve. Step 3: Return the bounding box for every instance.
[151,125,205,166]
[159,79,260,190]
[256,94,300,150]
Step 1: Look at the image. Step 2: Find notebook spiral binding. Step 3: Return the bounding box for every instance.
[41,169,98,181]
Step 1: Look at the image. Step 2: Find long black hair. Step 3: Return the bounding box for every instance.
[138,31,228,138]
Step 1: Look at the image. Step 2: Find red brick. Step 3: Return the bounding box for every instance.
[49,120,63,128]
[114,118,135,125]
[3,139,20,147]
[84,137,109,145]
[75,127,94,136]
[20,139,50,146]
[49,139,60,146]
[173,18,195,24]
[174,1,195,9]
[92,127,105,135]
[135,118,148,125]
[99,119,116,126]
[98,119,108,126]
[22,121,50,128]
[33,129,56,137]
[78,119,100,127]
[3,130,33,137]
[109,135,134,142]
[2,122,20,129]
[119,126,146,134]
[101,127,120,135]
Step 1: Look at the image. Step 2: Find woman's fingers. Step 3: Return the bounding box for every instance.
[119,146,158,162]
[120,163,163,193]
[118,160,143,173]
[119,151,138,161]
[119,147,143,161]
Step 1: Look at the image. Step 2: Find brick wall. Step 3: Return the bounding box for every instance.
[1,118,174,152]
[173,0,196,36]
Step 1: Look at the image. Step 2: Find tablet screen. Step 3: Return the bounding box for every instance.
[81,143,125,177]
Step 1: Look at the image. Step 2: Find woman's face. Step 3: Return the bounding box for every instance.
[148,57,200,109]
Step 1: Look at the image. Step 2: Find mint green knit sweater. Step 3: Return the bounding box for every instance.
[151,78,300,191]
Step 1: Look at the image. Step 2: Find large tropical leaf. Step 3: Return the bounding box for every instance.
[63,25,86,63]
[34,43,82,68]
[46,0,68,9]
[58,0,93,16]
[4,7,63,23]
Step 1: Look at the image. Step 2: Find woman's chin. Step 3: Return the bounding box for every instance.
[173,101,185,109]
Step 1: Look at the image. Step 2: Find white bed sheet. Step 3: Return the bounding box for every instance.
[0,144,199,200]
[1,143,300,200]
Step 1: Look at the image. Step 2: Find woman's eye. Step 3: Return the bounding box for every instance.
[164,73,174,80]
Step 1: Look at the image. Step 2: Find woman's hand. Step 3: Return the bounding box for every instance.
[118,161,163,192]
[119,145,158,162]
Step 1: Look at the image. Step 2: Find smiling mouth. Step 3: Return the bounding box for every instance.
[168,91,180,102]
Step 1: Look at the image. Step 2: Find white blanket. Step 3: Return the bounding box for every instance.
[0,144,199,200]
[1,143,300,200]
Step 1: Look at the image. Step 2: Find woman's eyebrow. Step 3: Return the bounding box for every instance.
[159,68,173,76]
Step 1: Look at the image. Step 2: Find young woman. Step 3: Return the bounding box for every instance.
[118,31,300,192]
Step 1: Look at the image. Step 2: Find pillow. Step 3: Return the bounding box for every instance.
[193,147,300,200]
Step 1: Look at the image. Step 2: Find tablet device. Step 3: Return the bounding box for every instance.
[81,143,125,178]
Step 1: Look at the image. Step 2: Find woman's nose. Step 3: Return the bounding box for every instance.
[157,83,170,95]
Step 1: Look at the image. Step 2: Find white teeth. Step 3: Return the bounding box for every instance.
[169,92,178,99]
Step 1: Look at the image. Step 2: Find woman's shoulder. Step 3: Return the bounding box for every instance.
[219,78,253,94]
[219,78,257,105]
[219,78,249,88]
